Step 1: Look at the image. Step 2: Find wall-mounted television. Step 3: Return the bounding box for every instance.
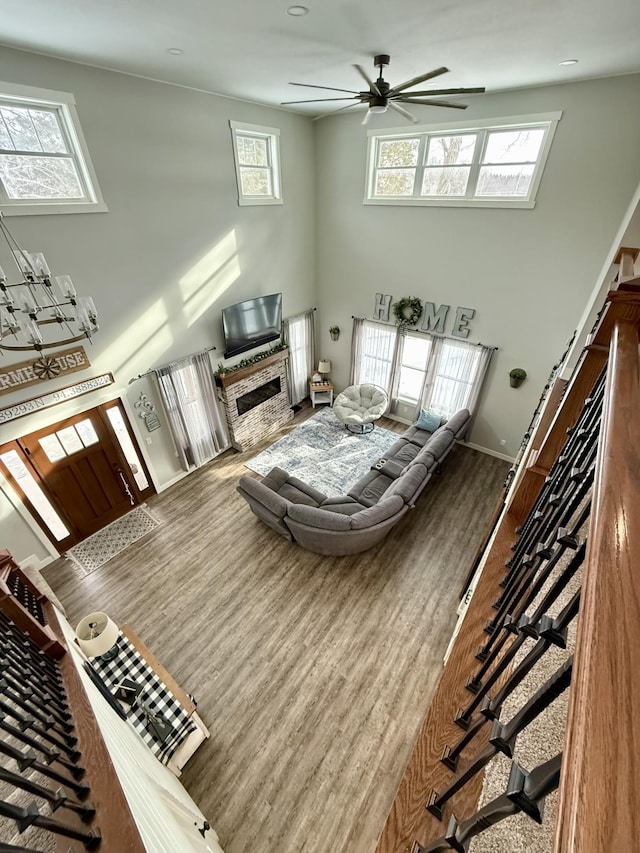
[222,293,282,359]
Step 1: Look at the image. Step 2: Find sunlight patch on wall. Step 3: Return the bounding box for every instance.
[96,297,173,376]
[179,231,241,326]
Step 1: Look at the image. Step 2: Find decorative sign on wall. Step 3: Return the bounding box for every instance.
[372,295,476,339]
[373,293,392,322]
[0,346,91,397]
[0,373,114,425]
[134,393,161,432]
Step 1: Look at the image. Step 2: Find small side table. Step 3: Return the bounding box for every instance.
[310,381,334,408]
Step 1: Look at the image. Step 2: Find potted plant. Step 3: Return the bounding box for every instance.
[509,368,527,388]
[329,325,340,341]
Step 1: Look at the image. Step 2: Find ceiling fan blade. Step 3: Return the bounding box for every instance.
[388,66,449,96]
[354,64,381,96]
[361,108,374,125]
[388,101,419,124]
[401,87,486,97]
[289,82,361,95]
[398,98,468,110]
[281,97,360,104]
[313,102,365,121]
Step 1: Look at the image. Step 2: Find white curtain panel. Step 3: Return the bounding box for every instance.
[417,338,494,431]
[154,353,229,471]
[353,319,397,397]
[283,309,316,405]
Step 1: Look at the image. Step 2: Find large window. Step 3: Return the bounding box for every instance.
[365,112,561,208]
[0,81,106,215]
[353,321,493,423]
[230,121,282,206]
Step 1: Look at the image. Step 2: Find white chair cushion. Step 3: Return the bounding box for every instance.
[334,384,388,425]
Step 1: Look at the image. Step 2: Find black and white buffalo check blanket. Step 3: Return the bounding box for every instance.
[90,633,196,764]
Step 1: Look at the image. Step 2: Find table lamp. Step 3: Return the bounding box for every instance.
[318,359,331,381]
[76,611,120,660]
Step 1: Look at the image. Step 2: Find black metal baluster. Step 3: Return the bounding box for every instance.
[0,712,84,777]
[416,753,562,852]
[0,765,95,821]
[0,800,100,850]
[445,590,580,766]
[0,741,89,799]
[428,658,572,819]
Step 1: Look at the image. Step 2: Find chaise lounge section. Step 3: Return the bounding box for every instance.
[237,408,471,555]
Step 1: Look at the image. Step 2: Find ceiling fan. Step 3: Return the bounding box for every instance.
[282,54,485,124]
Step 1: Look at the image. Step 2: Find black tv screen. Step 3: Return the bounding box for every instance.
[222,293,282,359]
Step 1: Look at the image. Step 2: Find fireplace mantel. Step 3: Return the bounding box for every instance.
[216,349,287,389]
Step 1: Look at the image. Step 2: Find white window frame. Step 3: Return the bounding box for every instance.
[229,121,283,206]
[0,81,107,216]
[364,112,562,209]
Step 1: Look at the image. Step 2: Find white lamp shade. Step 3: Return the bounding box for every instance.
[76,611,119,657]
[318,360,331,373]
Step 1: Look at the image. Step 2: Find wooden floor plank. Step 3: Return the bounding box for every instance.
[44,406,509,853]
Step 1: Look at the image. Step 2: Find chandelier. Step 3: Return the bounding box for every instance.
[0,211,99,353]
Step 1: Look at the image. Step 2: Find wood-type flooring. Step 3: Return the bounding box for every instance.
[44,406,509,853]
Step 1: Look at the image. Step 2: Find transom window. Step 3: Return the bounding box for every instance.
[366,112,561,209]
[0,81,106,215]
[230,121,283,206]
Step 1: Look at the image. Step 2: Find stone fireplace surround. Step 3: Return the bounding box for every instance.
[216,349,293,452]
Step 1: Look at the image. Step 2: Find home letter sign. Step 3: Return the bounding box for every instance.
[373,293,392,322]
[452,307,476,339]
[421,303,450,334]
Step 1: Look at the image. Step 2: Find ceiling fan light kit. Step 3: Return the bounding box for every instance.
[283,53,485,123]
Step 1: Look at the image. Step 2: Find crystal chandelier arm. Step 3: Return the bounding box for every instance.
[0,211,99,352]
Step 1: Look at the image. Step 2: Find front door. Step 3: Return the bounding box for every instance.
[0,401,155,549]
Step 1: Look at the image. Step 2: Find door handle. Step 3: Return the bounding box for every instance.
[117,469,135,506]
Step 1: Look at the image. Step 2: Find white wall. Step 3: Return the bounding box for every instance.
[314,74,640,457]
[0,46,316,561]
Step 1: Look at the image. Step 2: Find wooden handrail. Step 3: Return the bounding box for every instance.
[554,317,640,851]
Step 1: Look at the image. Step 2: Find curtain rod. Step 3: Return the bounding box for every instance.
[351,316,499,350]
[128,345,217,384]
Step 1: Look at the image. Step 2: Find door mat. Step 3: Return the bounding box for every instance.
[245,407,398,497]
[66,506,161,575]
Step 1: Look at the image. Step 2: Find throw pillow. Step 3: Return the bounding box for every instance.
[416,409,442,432]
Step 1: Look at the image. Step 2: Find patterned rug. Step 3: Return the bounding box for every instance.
[66,506,161,575]
[245,407,398,496]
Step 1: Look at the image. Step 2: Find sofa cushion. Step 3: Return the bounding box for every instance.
[416,409,442,432]
[403,425,432,447]
[384,463,429,504]
[348,470,394,506]
[287,503,352,530]
[278,482,321,506]
[349,495,404,529]
[262,467,326,506]
[445,408,471,438]
[320,496,366,516]
[237,476,288,518]
[423,429,454,461]
[386,439,420,464]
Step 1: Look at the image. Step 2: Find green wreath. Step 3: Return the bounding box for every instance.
[392,296,423,327]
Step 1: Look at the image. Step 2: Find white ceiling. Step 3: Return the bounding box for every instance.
[1,0,640,116]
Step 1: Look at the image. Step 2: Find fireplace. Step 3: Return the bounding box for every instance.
[236,377,281,416]
[216,349,293,451]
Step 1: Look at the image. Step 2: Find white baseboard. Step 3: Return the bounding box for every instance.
[461,440,515,463]
[156,470,191,492]
[19,554,55,571]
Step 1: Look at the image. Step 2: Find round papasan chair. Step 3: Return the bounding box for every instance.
[333,383,389,434]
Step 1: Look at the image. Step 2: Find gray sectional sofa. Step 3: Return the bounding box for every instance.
[237,408,471,556]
